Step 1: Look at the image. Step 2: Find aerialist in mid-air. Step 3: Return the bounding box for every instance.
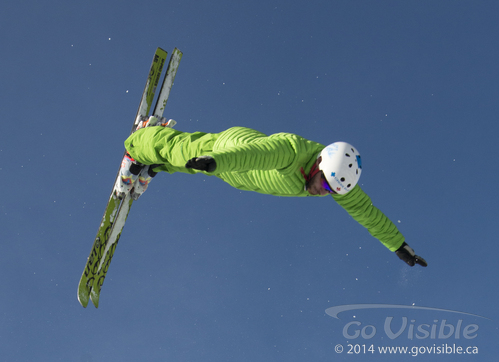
[115,116,427,267]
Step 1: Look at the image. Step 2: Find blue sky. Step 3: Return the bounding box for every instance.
[1,1,498,361]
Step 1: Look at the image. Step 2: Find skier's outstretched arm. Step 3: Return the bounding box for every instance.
[333,185,427,267]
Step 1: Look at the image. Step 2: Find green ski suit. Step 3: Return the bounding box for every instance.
[125,126,405,252]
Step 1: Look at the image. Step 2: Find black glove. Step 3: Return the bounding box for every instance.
[185,156,217,173]
[395,242,428,267]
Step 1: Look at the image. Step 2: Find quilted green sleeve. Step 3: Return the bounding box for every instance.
[332,185,405,251]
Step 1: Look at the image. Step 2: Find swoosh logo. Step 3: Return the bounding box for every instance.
[325,304,490,320]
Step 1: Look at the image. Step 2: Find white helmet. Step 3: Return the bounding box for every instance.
[318,142,362,195]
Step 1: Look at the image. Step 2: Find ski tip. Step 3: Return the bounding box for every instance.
[90,291,100,308]
[78,292,90,308]
[78,277,90,308]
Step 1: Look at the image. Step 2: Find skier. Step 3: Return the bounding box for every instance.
[117,116,427,267]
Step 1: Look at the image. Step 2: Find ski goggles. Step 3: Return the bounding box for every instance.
[320,172,336,194]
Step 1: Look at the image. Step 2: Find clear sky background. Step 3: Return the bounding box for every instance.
[1,1,498,361]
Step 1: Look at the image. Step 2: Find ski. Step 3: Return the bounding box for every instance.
[77,47,182,308]
[89,48,183,308]
[77,47,167,308]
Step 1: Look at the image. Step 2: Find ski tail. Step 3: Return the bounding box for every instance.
[153,48,183,117]
[131,48,168,133]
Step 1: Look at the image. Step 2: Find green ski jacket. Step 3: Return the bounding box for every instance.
[125,126,405,251]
